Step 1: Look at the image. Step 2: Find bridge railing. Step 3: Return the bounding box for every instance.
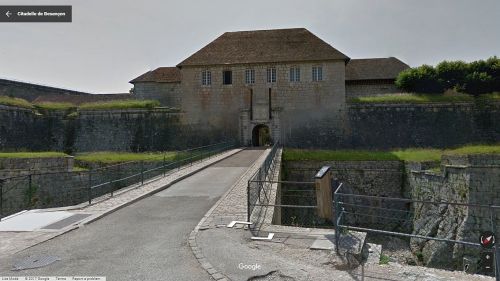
[334,183,500,278]
[0,141,236,220]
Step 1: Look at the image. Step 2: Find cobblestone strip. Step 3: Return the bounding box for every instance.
[188,148,272,281]
[72,148,243,223]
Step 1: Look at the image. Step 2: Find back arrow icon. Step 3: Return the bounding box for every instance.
[6,11,12,18]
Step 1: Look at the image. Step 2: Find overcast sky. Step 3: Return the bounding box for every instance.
[0,0,498,93]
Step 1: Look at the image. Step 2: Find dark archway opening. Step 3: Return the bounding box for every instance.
[252,124,271,146]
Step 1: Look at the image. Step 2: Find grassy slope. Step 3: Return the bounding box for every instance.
[0,152,68,158]
[283,144,500,162]
[0,96,33,109]
[75,151,177,164]
[0,96,163,111]
[79,100,161,110]
[348,93,474,104]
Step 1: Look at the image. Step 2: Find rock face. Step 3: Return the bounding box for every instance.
[282,154,500,271]
[406,155,500,269]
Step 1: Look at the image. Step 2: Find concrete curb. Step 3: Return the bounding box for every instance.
[82,149,243,226]
[188,148,271,281]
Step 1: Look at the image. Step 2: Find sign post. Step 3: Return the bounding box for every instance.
[315,166,333,221]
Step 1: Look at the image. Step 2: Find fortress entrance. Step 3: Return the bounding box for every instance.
[252,124,270,146]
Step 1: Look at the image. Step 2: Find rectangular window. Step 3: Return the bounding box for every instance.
[312,66,323,81]
[267,67,276,83]
[290,67,300,82]
[202,70,211,86]
[245,69,255,84]
[223,70,232,85]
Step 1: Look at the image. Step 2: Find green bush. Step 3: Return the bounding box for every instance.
[379,253,391,265]
[396,56,500,95]
[435,60,468,90]
[396,65,444,93]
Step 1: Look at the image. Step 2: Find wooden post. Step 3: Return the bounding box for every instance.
[315,166,333,221]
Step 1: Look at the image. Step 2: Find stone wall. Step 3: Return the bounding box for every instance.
[0,159,177,217]
[0,78,91,102]
[283,102,500,149]
[281,160,404,227]
[346,80,400,98]
[0,156,74,179]
[133,82,182,108]
[171,61,347,146]
[1,101,498,152]
[0,105,232,152]
[282,154,500,271]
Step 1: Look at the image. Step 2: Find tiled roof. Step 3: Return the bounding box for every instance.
[130,67,181,83]
[33,93,132,105]
[345,57,410,81]
[177,28,349,66]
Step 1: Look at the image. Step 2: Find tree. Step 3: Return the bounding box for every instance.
[396,56,500,95]
[396,65,443,93]
[435,60,468,91]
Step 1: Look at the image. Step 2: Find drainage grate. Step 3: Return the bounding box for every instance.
[12,255,61,271]
[42,214,91,230]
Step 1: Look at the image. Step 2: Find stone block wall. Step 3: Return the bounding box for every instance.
[0,79,91,102]
[0,106,232,152]
[133,82,182,108]
[0,156,74,179]
[0,159,175,217]
[283,102,499,149]
[179,61,346,144]
[346,103,498,149]
[1,101,498,152]
[346,80,400,98]
[281,160,405,227]
[282,155,500,271]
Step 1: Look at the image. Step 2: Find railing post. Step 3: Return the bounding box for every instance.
[333,183,342,254]
[489,206,499,280]
[88,169,92,205]
[314,166,333,221]
[163,154,166,177]
[334,187,340,253]
[28,174,32,207]
[0,179,3,221]
[247,180,251,223]
[141,161,144,185]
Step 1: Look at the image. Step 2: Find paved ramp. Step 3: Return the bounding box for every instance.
[0,149,264,281]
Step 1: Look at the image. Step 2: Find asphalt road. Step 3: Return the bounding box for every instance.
[0,149,264,281]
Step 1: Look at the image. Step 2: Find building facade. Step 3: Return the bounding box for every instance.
[131,28,409,146]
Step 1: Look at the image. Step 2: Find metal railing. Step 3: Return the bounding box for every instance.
[246,142,281,234]
[247,142,279,221]
[0,141,236,220]
[247,143,325,233]
[334,183,500,278]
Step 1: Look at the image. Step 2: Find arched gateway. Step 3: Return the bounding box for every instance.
[252,124,271,146]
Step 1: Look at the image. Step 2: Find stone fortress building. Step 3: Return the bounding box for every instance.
[131,28,409,146]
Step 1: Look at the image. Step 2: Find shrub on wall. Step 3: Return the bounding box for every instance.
[395,65,444,93]
[396,56,500,95]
